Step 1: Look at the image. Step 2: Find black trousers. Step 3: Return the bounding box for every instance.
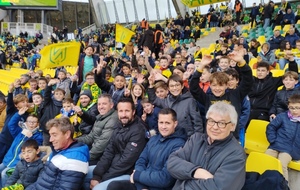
[107,180,136,190]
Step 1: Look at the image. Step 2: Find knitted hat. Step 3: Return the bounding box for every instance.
[79,90,93,100]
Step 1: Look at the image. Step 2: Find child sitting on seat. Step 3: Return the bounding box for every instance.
[266,94,300,182]
[4,139,44,189]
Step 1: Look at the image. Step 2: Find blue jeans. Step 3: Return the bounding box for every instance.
[279,58,289,70]
[263,18,270,30]
[83,165,96,190]
[93,175,130,190]
[0,163,10,188]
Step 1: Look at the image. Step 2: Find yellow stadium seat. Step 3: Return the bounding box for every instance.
[274,25,282,31]
[283,24,291,32]
[283,64,289,71]
[210,27,216,32]
[242,25,249,31]
[297,20,300,24]
[270,69,284,77]
[245,119,270,154]
[203,31,209,36]
[249,58,257,69]
[245,119,300,171]
[246,152,283,175]
[242,33,248,38]
[257,36,266,44]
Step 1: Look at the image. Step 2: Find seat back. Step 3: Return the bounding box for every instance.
[246,152,283,174]
[270,69,284,77]
[245,119,270,154]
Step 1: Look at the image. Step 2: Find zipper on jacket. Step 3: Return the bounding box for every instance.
[7,136,26,167]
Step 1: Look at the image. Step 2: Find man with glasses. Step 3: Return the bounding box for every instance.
[167,102,246,190]
[0,112,43,188]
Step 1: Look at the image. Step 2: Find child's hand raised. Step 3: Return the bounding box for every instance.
[18,106,28,115]
[9,83,14,93]
[48,79,59,86]
[124,84,131,97]
[201,55,213,66]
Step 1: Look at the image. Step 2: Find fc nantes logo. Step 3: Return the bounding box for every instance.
[50,46,67,65]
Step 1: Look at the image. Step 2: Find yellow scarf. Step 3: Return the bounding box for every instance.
[81,82,101,104]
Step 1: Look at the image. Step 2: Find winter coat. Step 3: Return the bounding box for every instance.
[145,107,161,132]
[269,87,300,116]
[56,77,71,99]
[141,29,154,50]
[39,85,63,133]
[167,133,246,190]
[77,103,99,135]
[92,116,147,182]
[77,109,118,161]
[27,141,89,190]
[267,112,300,160]
[258,43,276,66]
[94,71,125,107]
[268,35,285,50]
[284,33,300,48]
[263,4,274,19]
[148,87,203,138]
[3,113,43,167]
[133,128,186,190]
[0,93,20,163]
[5,159,44,188]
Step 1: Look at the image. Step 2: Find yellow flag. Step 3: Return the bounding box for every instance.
[39,42,80,69]
[181,0,226,7]
[115,24,135,44]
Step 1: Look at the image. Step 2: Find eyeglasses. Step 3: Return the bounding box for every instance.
[26,121,38,124]
[169,84,182,88]
[288,106,300,111]
[206,119,231,129]
[86,78,94,80]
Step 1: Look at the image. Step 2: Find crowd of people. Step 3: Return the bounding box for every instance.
[0,0,300,189]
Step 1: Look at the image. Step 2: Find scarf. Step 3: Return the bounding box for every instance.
[81,102,95,112]
[81,82,101,104]
[287,111,300,122]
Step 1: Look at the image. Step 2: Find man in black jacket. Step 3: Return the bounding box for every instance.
[86,98,147,190]
[263,1,275,30]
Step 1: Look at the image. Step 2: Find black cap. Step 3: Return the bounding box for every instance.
[79,90,93,100]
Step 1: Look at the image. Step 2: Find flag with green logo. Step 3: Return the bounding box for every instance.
[39,42,81,69]
[115,24,135,44]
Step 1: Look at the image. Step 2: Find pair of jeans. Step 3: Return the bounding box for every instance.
[0,163,11,188]
[263,18,271,30]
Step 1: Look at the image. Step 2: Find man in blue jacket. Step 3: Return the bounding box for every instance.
[27,117,89,190]
[250,3,259,28]
[107,108,187,190]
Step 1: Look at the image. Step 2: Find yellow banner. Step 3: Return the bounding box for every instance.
[39,42,80,69]
[115,24,135,44]
[181,0,225,8]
